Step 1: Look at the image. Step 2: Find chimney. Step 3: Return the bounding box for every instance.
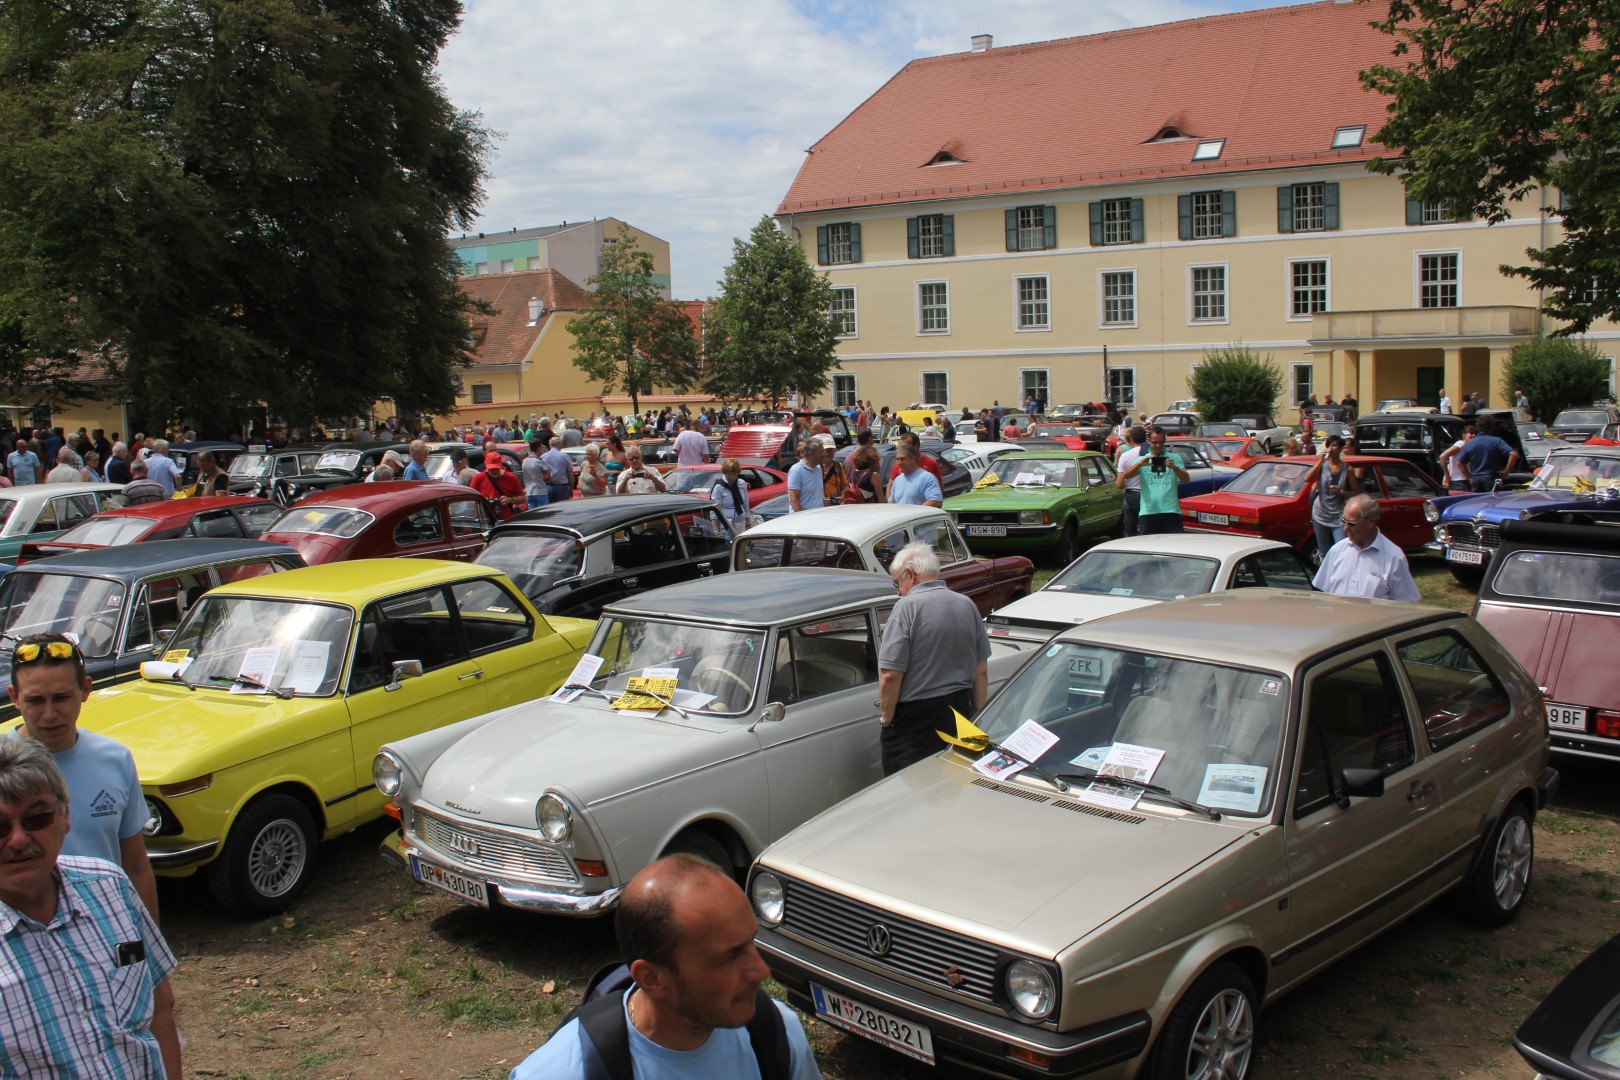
[971,33,992,52]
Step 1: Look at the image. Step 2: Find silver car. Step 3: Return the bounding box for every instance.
[749,590,1556,1079]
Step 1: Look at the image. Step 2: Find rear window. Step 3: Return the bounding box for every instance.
[1556,411,1610,426]
[737,537,866,571]
[51,517,155,547]
[267,506,374,538]
[1219,460,1312,497]
[315,450,361,472]
[1491,550,1620,606]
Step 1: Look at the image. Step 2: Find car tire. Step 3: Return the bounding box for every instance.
[661,829,733,874]
[1054,522,1079,567]
[207,793,319,918]
[1146,961,1257,1080]
[1461,800,1533,927]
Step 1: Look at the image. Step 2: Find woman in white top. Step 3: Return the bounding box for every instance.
[709,458,751,529]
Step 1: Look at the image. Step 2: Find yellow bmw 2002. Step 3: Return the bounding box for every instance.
[77,559,594,916]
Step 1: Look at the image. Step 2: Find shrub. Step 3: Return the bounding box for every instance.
[1186,344,1286,423]
[1500,338,1611,423]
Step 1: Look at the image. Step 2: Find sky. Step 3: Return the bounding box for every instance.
[438,0,1304,299]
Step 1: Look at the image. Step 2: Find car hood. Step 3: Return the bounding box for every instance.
[947,487,1075,510]
[1438,489,1593,522]
[991,591,1159,631]
[418,702,739,828]
[763,756,1246,954]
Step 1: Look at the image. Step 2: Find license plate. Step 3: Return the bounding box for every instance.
[1446,548,1485,565]
[1547,703,1589,733]
[810,982,935,1064]
[409,854,489,907]
[1197,512,1229,526]
[967,525,1007,537]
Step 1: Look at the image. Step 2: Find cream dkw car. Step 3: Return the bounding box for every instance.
[749,589,1556,1079]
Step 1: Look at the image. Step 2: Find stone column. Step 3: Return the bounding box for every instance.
[1488,347,1513,408]
[1443,348,1463,412]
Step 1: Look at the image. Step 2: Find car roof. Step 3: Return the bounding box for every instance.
[278,480,470,511]
[1058,589,1457,672]
[0,483,123,505]
[209,558,505,601]
[607,568,894,625]
[12,538,303,578]
[495,493,713,538]
[1495,519,1620,557]
[744,503,952,543]
[993,449,1110,460]
[73,495,271,523]
[1083,534,1293,560]
[1548,445,1620,459]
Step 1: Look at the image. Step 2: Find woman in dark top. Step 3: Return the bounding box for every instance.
[849,444,885,503]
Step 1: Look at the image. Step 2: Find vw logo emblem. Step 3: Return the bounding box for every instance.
[866,923,892,957]
[448,834,481,857]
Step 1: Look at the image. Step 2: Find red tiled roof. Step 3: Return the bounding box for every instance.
[778,0,1400,214]
[458,269,591,368]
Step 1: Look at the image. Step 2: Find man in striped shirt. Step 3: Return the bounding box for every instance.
[0,739,181,1077]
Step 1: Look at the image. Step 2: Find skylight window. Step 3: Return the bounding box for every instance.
[1192,139,1224,161]
[1332,125,1366,149]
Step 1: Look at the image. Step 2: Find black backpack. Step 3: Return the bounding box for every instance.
[562,963,792,1080]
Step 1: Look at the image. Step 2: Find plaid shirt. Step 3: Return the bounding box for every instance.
[0,856,177,1078]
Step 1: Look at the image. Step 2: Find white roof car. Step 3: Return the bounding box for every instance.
[985,533,1314,648]
[940,441,1026,482]
[0,483,127,561]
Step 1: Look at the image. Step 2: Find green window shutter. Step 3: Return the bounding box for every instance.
[1277,187,1294,233]
[816,226,829,264]
[1129,199,1144,243]
[848,223,862,263]
[1322,183,1340,230]
[1042,206,1057,249]
[1088,202,1103,246]
[1221,190,1237,236]
[907,217,920,259]
[1405,197,1423,225]
[1177,195,1193,240]
[1007,209,1020,251]
[941,214,955,256]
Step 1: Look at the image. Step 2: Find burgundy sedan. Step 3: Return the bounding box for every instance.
[259,482,497,565]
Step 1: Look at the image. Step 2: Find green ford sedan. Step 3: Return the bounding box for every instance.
[945,451,1123,565]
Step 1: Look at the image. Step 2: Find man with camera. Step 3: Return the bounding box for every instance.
[1118,426,1189,534]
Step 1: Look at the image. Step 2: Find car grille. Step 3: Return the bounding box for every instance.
[954,511,1020,526]
[779,875,1002,1004]
[409,807,579,885]
[1439,521,1502,550]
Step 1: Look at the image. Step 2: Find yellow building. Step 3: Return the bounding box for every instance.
[776,2,1617,418]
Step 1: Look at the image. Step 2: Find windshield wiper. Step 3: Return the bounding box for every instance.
[208,674,293,699]
[1054,768,1221,821]
[627,686,691,719]
[951,740,1070,792]
[559,682,615,703]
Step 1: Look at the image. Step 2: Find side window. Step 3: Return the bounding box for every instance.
[350,587,465,692]
[236,504,283,537]
[1396,631,1510,751]
[871,529,909,570]
[1378,465,1438,499]
[768,614,878,704]
[213,559,292,586]
[394,507,444,547]
[449,498,493,537]
[58,495,99,528]
[682,507,731,559]
[1294,653,1415,817]
[32,500,59,533]
[1233,551,1314,591]
[1388,423,1427,450]
[274,456,300,477]
[915,520,962,566]
[124,572,211,652]
[188,510,244,538]
[613,515,681,569]
[451,578,532,655]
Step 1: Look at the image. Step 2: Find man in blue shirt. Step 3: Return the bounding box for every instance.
[6,438,41,485]
[402,440,432,481]
[786,440,826,512]
[1455,419,1520,492]
[541,438,574,505]
[888,444,943,506]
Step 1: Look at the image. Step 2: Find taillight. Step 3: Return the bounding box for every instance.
[1595,711,1620,739]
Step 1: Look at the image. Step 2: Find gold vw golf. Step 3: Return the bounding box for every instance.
[749,589,1556,1079]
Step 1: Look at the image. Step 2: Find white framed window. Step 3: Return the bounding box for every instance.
[1193,139,1225,160]
[1107,366,1136,409]
[1099,269,1137,328]
[1331,125,1366,148]
[816,222,861,265]
[1189,264,1229,323]
[471,384,493,404]
[1416,252,1460,309]
[832,373,857,407]
[828,286,857,338]
[909,214,953,258]
[1405,199,1461,226]
[1277,183,1340,233]
[1015,275,1050,330]
[1020,369,1050,409]
[475,262,493,275]
[920,371,950,407]
[1288,258,1330,319]
[1101,199,1136,245]
[1291,363,1315,406]
[499,259,515,273]
[1191,191,1224,238]
[918,281,950,334]
[1005,206,1056,251]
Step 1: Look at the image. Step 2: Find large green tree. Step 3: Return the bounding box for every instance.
[568,224,700,415]
[1500,338,1610,423]
[0,0,491,431]
[704,215,840,407]
[1186,344,1286,423]
[1362,2,1620,333]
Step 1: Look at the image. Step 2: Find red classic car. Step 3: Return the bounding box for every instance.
[1023,422,1092,450]
[258,482,497,565]
[1170,435,1272,471]
[1178,454,1442,558]
[16,496,284,563]
[659,464,788,507]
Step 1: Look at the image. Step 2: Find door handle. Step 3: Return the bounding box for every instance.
[458,670,485,681]
[623,577,639,588]
[1406,779,1436,802]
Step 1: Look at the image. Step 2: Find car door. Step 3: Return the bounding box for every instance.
[186,508,248,538]
[1073,456,1121,536]
[445,495,493,560]
[755,610,886,839]
[1367,463,1443,550]
[678,505,734,578]
[1278,645,1448,986]
[391,505,451,559]
[920,517,994,614]
[448,576,575,710]
[342,585,485,824]
[232,502,284,539]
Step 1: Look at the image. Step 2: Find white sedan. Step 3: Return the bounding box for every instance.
[940,441,1026,482]
[984,533,1314,648]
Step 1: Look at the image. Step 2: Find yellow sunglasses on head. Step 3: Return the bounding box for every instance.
[14,640,77,664]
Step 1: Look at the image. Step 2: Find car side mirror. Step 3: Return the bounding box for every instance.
[386,659,424,691]
[748,702,787,732]
[1338,767,1385,806]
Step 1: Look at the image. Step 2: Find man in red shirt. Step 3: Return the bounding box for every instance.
[887,433,942,483]
[470,457,526,519]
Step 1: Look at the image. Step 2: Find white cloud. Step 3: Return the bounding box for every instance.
[440,0,1290,298]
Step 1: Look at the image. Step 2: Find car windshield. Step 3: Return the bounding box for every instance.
[1207,438,1251,455]
[1030,424,1079,437]
[982,457,1080,488]
[1555,411,1609,426]
[973,641,1286,816]
[1531,454,1620,492]
[1491,550,1620,605]
[0,574,127,658]
[266,505,375,537]
[1046,551,1219,600]
[50,516,155,547]
[164,596,353,696]
[736,536,866,571]
[314,450,362,473]
[476,532,581,592]
[1220,460,1313,497]
[663,469,721,494]
[229,454,274,478]
[583,616,767,715]
[1520,423,1548,439]
[425,455,462,480]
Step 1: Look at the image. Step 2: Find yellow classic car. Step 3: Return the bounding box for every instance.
[76,559,594,916]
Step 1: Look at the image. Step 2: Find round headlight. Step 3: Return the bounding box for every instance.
[537,793,573,842]
[372,752,404,798]
[142,797,163,837]
[1005,959,1057,1020]
[1422,500,1439,524]
[750,871,785,926]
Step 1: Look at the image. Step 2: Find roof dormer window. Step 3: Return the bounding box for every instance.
[1151,127,1188,142]
[1192,139,1225,161]
[1332,125,1366,149]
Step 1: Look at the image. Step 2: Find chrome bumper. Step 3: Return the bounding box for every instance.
[379,831,623,916]
[147,840,219,869]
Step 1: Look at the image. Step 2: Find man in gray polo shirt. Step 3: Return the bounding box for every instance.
[876,542,990,775]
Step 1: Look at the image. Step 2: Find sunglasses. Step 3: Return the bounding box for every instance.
[1343,516,1368,527]
[0,805,60,836]
[14,640,77,665]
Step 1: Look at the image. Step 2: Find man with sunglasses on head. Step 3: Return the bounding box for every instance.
[0,739,182,1078]
[6,633,160,920]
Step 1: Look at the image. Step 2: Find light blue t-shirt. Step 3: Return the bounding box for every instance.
[511,996,820,1080]
[787,460,824,510]
[6,728,144,863]
[145,453,180,496]
[6,451,41,485]
[888,468,942,505]
[403,461,430,482]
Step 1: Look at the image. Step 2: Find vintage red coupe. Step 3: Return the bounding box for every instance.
[258,482,496,565]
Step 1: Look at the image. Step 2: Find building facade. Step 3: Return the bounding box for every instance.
[450,218,672,300]
[777,1,1617,417]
